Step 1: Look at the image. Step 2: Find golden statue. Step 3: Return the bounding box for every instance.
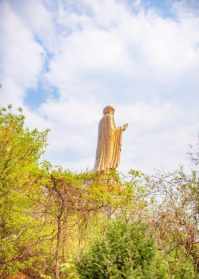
[94,106,128,172]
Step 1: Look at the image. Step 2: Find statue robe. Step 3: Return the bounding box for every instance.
[94,113,123,172]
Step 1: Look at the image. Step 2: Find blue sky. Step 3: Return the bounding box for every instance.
[1,0,199,173]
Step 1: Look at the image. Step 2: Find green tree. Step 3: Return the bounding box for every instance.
[0,106,49,278]
[76,220,169,279]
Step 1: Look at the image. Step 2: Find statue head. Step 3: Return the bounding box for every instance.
[103,105,115,115]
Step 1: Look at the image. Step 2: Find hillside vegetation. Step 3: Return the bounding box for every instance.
[1,106,199,279]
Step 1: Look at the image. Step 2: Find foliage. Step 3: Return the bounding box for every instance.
[146,168,199,273]
[0,107,134,278]
[76,220,198,279]
[0,106,49,278]
[76,220,165,278]
[0,106,199,279]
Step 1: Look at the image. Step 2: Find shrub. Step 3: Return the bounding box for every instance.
[76,220,168,279]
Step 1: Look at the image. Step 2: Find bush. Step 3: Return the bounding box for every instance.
[76,220,169,279]
[76,220,198,278]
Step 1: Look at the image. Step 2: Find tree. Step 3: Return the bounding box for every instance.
[146,169,199,274]
[46,170,133,279]
[0,106,49,278]
[76,220,170,279]
[2,106,198,278]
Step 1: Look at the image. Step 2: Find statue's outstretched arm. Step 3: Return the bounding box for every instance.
[121,123,128,131]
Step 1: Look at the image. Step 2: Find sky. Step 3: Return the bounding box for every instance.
[1,0,199,174]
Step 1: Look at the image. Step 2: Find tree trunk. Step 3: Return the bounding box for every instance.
[51,176,65,279]
[55,214,62,279]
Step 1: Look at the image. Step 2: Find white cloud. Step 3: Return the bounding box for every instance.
[46,0,199,102]
[118,102,198,173]
[31,99,101,170]
[10,0,56,52]
[0,1,44,106]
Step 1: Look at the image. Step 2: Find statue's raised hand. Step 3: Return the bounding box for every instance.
[122,123,128,131]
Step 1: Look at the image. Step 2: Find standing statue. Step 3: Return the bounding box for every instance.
[94,105,128,172]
